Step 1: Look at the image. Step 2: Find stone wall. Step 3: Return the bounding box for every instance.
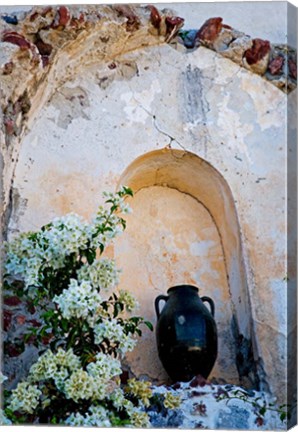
[1,3,297,409]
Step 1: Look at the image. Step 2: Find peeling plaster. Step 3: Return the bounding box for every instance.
[120,79,161,125]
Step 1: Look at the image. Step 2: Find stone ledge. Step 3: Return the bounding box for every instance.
[149,376,291,430]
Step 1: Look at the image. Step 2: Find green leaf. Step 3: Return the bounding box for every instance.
[135,328,142,337]
[280,412,286,422]
[113,302,123,318]
[144,321,154,331]
[123,186,133,196]
[61,318,69,332]
[259,406,266,416]
[50,416,57,424]
[86,248,96,265]
[130,316,142,324]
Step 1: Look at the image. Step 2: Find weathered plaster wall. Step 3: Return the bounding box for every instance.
[1,4,296,405]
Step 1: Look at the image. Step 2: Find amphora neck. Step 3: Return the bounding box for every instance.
[167,285,199,296]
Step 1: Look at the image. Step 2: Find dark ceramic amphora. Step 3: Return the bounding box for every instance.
[155,285,217,382]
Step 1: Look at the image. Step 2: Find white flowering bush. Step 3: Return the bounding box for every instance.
[2,187,167,426]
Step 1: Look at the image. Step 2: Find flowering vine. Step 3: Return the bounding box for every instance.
[1,187,177,426]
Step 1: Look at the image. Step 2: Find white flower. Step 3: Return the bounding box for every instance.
[29,350,57,381]
[4,232,44,289]
[53,367,69,391]
[77,258,120,291]
[64,405,111,427]
[53,279,102,320]
[64,369,94,402]
[93,319,124,345]
[87,353,122,381]
[118,334,137,356]
[109,388,126,410]
[42,213,90,261]
[118,290,139,312]
[64,412,86,426]
[29,348,81,382]
[9,382,42,414]
[90,211,126,249]
[55,347,81,370]
[129,410,151,428]
[63,354,120,403]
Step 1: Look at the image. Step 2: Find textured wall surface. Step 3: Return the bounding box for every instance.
[1,3,296,407]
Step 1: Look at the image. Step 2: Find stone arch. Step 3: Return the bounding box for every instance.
[117,148,257,386]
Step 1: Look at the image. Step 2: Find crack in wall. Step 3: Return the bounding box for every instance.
[129,87,188,152]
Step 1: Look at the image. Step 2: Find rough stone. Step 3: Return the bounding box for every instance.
[220,34,253,64]
[268,55,284,75]
[4,295,22,306]
[147,381,285,430]
[288,57,297,80]
[217,406,250,429]
[196,17,223,46]
[243,38,271,75]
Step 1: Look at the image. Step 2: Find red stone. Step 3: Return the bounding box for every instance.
[4,295,22,306]
[114,5,140,31]
[165,16,184,39]
[268,56,284,75]
[255,417,264,427]
[189,374,208,387]
[35,39,52,56]
[6,343,23,357]
[108,62,117,70]
[196,17,223,43]
[29,12,39,22]
[69,13,85,29]
[4,118,14,135]
[28,319,41,328]
[3,310,12,331]
[58,6,70,27]
[193,402,207,415]
[2,31,31,49]
[244,38,271,66]
[165,16,184,30]
[16,315,26,325]
[41,6,53,17]
[26,301,36,314]
[41,333,54,345]
[289,58,297,80]
[147,5,161,29]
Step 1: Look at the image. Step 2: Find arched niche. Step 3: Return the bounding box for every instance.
[115,148,256,386]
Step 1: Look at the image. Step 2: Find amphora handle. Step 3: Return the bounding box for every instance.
[201,296,215,317]
[155,295,168,319]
